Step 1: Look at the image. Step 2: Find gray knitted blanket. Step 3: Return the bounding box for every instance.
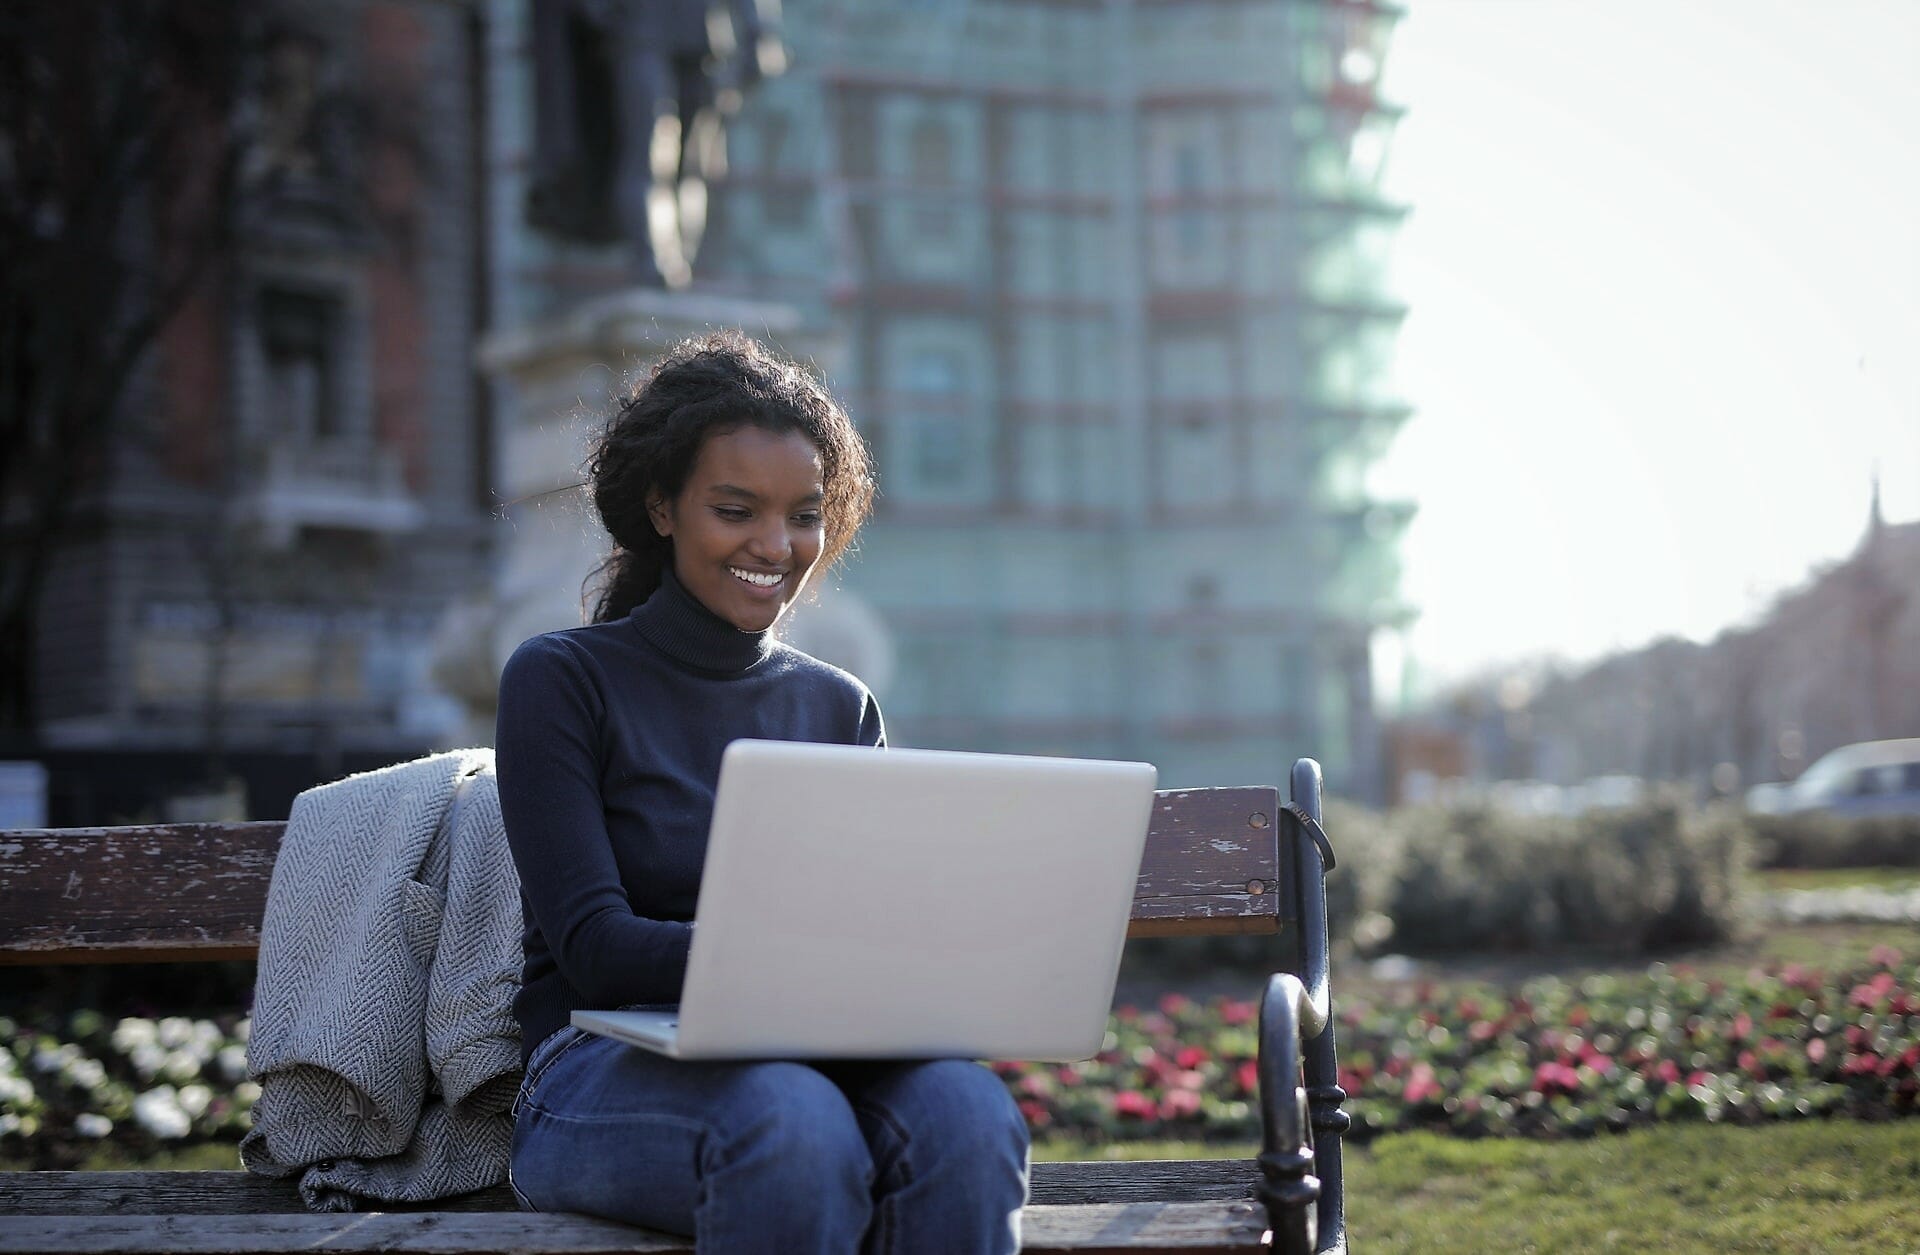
[239,749,525,1212]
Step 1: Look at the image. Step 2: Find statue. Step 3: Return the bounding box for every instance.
[527,0,783,287]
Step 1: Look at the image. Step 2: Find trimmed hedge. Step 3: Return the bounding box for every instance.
[1749,812,1920,870]
[1346,800,1749,955]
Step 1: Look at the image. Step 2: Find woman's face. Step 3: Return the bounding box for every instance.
[649,425,828,633]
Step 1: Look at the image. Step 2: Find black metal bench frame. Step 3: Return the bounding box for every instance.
[0,759,1345,1254]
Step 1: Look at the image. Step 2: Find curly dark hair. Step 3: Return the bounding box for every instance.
[582,330,875,624]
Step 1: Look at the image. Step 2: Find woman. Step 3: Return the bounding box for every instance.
[496,331,1030,1254]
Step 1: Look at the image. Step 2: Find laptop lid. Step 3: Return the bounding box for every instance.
[673,739,1157,1062]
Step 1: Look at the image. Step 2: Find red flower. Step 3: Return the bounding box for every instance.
[1568,1006,1590,1029]
[1175,1045,1208,1071]
[1159,993,1194,1018]
[1220,1000,1256,1027]
[1018,1099,1052,1128]
[1159,1089,1203,1121]
[1113,1090,1157,1120]
[1652,1059,1681,1085]
[1237,1061,1260,1096]
[1738,1050,1762,1080]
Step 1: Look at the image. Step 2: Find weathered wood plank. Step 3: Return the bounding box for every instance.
[1135,789,1280,903]
[0,824,284,965]
[0,1203,1269,1253]
[0,786,1281,963]
[0,1161,1259,1216]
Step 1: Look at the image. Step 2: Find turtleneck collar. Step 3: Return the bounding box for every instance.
[628,565,777,674]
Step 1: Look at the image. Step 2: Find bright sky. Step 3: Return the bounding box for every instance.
[1371,0,1920,703]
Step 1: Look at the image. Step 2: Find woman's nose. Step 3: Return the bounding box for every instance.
[749,519,791,561]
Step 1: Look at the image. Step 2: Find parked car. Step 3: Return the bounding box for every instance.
[1780,738,1920,818]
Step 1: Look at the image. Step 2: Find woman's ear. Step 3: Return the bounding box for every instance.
[646,494,673,539]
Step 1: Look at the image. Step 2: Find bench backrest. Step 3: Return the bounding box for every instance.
[0,787,1284,964]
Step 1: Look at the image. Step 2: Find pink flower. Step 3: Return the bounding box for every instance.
[1219,999,1255,1027]
[1237,1061,1260,1095]
[1731,1013,1753,1042]
[1017,1099,1052,1128]
[1175,1046,1209,1071]
[1806,1038,1828,1065]
[1403,1062,1442,1105]
[1113,1090,1156,1120]
[1532,1062,1581,1096]
[1652,1059,1682,1085]
[1158,993,1194,1018]
[1159,1089,1202,1121]
[1869,945,1902,969]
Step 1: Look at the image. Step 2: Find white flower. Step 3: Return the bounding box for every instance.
[176,1084,212,1119]
[31,1043,80,1074]
[161,1049,202,1085]
[235,1081,262,1105]
[132,1087,191,1139]
[234,1017,251,1045]
[74,1113,113,1138]
[129,1042,165,1081]
[112,1019,157,1052]
[0,1017,15,1041]
[62,1058,107,1092]
[215,1045,249,1084]
[157,1017,195,1048]
[0,1113,19,1136]
[0,1075,35,1106]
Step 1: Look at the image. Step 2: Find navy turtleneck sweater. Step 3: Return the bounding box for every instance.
[495,567,886,1066]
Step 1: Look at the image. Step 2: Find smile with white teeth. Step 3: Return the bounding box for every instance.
[729,567,783,587]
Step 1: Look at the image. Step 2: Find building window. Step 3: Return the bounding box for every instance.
[1174,142,1205,254]
[909,116,957,240]
[259,288,341,441]
[901,348,971,492]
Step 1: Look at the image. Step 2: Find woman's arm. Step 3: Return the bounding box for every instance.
[495,634,692,1007]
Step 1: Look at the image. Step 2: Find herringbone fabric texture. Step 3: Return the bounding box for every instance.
[239,749,526,1212]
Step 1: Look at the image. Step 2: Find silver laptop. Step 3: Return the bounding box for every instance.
[571,739,1156,1062]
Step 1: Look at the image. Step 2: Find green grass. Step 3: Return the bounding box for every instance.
[1756,866,1920,892]
[1043,1123,1920,1253]
[0,1142,243,1172]
[1350,1121,1920,1253]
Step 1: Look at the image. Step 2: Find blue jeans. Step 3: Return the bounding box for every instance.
[509,1023,1031,1254]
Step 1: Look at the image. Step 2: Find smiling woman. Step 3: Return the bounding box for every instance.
[492,331,1032,1253]
[645,426,828,634]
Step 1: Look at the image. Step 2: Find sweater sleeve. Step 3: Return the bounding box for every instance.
[495,634,693,1007]
[857,684,887,749]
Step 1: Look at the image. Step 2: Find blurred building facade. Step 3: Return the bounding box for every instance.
[17,0,1415,817]
[25,2,491,819]
[688,0,1415,793]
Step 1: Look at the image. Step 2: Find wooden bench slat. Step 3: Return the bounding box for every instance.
[0,1202,1268,1253]
[0,1161,1260,1217]
[0,788,1283,963]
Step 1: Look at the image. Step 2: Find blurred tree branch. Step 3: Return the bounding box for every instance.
[0,2,248,734]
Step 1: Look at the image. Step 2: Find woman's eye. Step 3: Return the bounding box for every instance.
[792,513,823,528]
[714,506,751,521]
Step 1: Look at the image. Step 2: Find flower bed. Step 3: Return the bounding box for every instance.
[997,947,1917,1145]
[4,951,1915,1166]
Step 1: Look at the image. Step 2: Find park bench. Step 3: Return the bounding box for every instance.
[0,759,1347,1254]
